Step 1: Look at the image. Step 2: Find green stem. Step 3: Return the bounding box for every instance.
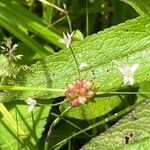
[37,99,69,107]
[51,113,90,137]
[69,46,81,78]
[86,0,89,36]
[52,100,145,149]
[46,106,72,140]
[1,85,149,95]
[96,91,150,95]
[63,3,72,33]
[0,85,65,92]
[31,111,38,146]
[15,106,19,150]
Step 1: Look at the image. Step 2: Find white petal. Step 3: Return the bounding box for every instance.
[123,76,130,84]
[66,43,70,48]
[130,64,139,73]
[12,44,18,49]
[70,31,74,37]
[25,97,37,106]
[79,62,88,69]
[129,77,134,85]
[28,105,34,113]
[118,67,125,75]
[67,32,70,38]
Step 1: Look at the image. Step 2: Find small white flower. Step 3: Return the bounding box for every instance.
[118,64,139,85]
[25,97,37,113]
[59,31,74,48]
[79,62,88,69]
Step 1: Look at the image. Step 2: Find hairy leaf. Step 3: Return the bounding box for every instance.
[123,0,150,16]
[81,99,150,150]
[0,16,150,103]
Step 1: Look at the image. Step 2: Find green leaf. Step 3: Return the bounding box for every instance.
[0,55,9,77]
[0,102,51,149]
[122,0,150,16]
[138,81,150,101]
[81,99,150,150]
[61,96,122,120]
[0,0,63,49]
[0,14,49,57]
[1,16,150,103]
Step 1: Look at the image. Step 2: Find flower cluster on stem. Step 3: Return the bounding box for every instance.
[65,79,94,107]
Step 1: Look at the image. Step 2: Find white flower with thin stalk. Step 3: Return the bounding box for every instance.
[118,64,139,85]
[59,31,74,48]
[25,97,37,113]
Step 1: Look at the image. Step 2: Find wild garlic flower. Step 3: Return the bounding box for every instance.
[25,97,37,113]
[118,64,139,85]
[65,79,94,107]
[59,31,74,48]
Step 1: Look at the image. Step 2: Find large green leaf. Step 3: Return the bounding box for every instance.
[123,0,150,16]
[62,96,122,120]
[0,16,150,103]
[81,99,150,150]
[0,102,50,149]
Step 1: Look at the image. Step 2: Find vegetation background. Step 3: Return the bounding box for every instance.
[0,0,150,150]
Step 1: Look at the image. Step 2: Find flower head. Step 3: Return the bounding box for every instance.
[0,38,23,61]
[25,97,37,113]
[59,31,74,48]
[118,64,139,85]
[65,79,94,107]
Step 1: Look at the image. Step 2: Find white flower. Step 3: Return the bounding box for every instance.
[59,31,74,48]
[25,97,37,113]
[79,62,88,69]
[118,64,139,85]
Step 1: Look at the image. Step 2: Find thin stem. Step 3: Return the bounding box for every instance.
[96,91,150,95]
[15,106,19,150]
[69,46,81,78]
[51,113,90,137]
[52,100,145,149]
[39,0,66,14]
[63,3,72,33]
[31,111,38,145]
[1,85,149,95]
[86,0,89,36]
[31,16,65,38]
[46,106,72,140]
[0,85,65,92]
[37,99,69,107]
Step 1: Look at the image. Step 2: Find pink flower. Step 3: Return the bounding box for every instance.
[65,79,94,107]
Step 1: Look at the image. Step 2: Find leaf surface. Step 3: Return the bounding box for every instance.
[81,99,150,150]
[123,0,150,16]
[1,16,150,103]
[0,102,50,149]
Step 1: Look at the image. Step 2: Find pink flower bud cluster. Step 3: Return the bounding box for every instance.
[65,79,94,107]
